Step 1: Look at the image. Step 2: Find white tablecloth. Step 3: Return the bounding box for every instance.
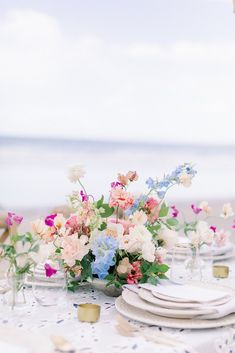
[1,261,235,353]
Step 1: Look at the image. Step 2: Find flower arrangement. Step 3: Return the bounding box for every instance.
[179,201,234,249]
[32,163,197,291]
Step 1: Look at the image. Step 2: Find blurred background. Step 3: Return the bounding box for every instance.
[0,0,235,219]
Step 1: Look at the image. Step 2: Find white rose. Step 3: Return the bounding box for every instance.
[68,165,86,183]
[158,227,178,249]
[220,203,234,219]
[179,173,192,187]
[132,210,148,225]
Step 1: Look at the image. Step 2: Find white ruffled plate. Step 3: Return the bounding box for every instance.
[115,296,235,329]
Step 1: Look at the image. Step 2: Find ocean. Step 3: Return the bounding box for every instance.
[0,136,235,210]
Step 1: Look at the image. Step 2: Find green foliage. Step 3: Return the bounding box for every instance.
[98,222,107,231]
[96,196,114,218]
[159,202,169,218]
[166,218,179,227]
[139,260,169,285]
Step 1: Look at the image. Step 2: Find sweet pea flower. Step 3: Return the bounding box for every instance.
[111,181,123,188]
[5,212,23,227]
[210,226,217,233]
[233,220,235,229]
[126,171,138,182]
[214,229,230,247]
[117,174,129,186]
[45,214,57,227]
[199,201,212,215]
[158,227,178,249]
[171,205,179,218]
[188,221,214,247]
[68,165,85,183]
[31,219,47,235]
[44,263,57,277]
[80,190,88,202]
[155,247,167,263]
[220,203,234,219]
[191,204,202,215]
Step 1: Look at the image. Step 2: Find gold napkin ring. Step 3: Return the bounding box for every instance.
[213,265,229,279]
[77,303,101,323]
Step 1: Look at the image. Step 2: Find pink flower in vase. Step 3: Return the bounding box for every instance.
[191,204,202,215]
[44,263,57,277]
[210,226,217,233]
[5,212,23,227]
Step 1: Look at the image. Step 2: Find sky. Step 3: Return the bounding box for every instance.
[0,0,235,145]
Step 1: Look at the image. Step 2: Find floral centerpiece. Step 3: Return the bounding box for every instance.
[32,163,197,291]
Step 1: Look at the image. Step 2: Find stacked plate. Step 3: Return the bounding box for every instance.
[167,239,235,262]
[115,281,235,329]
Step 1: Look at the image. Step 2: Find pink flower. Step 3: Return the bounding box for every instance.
[65,215,81,234]
[45,214,57,227]
[191,204,202,215]
[80,190,88,202]
[127,261,142,284]
[214,230,230,247]
[232,220,235,229]
[171,205,179,218]
[117,174,129,186]
[110,218,134,234]
[145,197,158,211]
[5,212,23,227]
[109,186,134,210]
[44,263,57,277]
[126,171,138,182]
[210,226,217,233]
[111,181,123,188]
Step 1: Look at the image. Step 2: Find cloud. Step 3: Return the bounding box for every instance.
[0,9,234,145]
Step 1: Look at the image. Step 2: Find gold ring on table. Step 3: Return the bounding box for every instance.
[77,303,101,323]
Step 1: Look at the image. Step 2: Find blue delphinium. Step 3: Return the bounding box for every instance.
[145,163,197,199]
[125,195,148,216]
[91,235,118,279]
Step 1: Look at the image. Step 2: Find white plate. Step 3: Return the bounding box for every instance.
[122,289,217,319]
[167,248,235,261]
[115,296,235,329]
[138,288,231,309]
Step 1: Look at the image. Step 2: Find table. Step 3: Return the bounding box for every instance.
[1,261,235,353]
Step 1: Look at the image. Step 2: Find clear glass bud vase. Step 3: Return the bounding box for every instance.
[185,245,203,281]
[4,267,26,309]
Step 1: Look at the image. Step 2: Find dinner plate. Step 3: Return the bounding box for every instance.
[122,289,217,319]
[138,288,232,309]
[115,296,235,329]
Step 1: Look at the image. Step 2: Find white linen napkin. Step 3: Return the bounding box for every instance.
[139,282,232,304]
[196,297,235,319]
[0,341,31,353]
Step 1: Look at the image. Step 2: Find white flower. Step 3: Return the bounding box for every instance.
[199,201,212,215]
[179,173,192,187]
[158,227,178,249]
[214,229,230,247]
[120,225,155,262]
[68,165,86,183]
[220,203,234,219]
[188,221,214,247]
[61,234,90,267]
[132,210,148,225]
[29,242,54,264]
[155,247,167,263]
[54,214,66,229]
[31,219,46,235]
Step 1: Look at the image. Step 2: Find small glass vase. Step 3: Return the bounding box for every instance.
[4,267,26,309]
[185,245,203,281]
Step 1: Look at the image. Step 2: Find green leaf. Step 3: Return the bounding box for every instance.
[157,264,169,273]
[99,204,114,218]
[80,256,92,282]
[159,203,169,218]
[166,218,179,227]
[98,222,107,231]
[30,244,40,253]
[96,195,104,208]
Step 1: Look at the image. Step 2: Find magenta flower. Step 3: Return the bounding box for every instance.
[5,212,23,227]
[171,205,179,218]
[80,190,88,202]
[210,226,217,233]
[45,214,57,227]
[232,221,235,229]
[191,204,202,215]
[111,181,123,188]
[44,263,57,277]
